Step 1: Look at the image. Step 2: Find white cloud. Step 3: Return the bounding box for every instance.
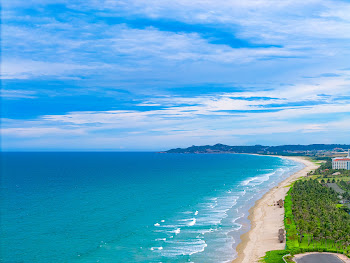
[2,0,350,149]
[3,0,350,80]
[1,127,86,137]
[84,0,350,42]
[1,89,37,99]
[1,59,111,79]
[2,75,349,139]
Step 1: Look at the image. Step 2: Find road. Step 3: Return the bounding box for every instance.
[326,183,345,194]
[295,253,344,263]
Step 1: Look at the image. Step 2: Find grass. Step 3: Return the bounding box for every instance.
[304,174,350,183]
[259,250,290,263]
[305,157,324,165]
[284,188,299,249]
[323,176,350,182]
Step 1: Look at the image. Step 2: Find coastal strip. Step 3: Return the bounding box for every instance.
[232,156,319,263]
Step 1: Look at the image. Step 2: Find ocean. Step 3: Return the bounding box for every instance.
[0,152,303,263]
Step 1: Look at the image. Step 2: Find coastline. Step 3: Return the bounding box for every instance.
[232,156,319,263]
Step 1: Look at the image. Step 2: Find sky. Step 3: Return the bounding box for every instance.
[1,0,350,151]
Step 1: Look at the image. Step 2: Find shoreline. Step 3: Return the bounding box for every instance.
[232,156,319,263]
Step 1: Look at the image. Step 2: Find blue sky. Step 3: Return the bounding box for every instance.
[1,0,350,151]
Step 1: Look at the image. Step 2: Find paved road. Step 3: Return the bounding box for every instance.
[295,253,344,263]
[327,183,345,194]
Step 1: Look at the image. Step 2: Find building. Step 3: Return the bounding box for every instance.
[332,150,350,170]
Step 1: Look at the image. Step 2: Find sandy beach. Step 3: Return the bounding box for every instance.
[232,156,319,263]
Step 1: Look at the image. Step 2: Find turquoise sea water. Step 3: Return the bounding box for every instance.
[1,153,303,263]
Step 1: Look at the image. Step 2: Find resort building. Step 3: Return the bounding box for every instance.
[332,150,350,170]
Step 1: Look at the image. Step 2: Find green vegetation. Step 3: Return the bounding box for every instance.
[166,144,350,155]
[285,180,350,257]
[308,160,323,166]
[311,158,350,179]
[308,159,350,186]
[259,250,292,263]
[338,180,350,203]
[261,158,350,263]
[310,159,350,203]
[339,180,350,192]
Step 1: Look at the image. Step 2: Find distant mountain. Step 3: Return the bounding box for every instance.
[163,144,350,156]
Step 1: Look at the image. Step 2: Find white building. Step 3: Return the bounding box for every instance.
[332,150,350,170]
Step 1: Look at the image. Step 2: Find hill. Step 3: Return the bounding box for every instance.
[164,144,350,156]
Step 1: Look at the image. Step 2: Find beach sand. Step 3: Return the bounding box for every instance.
[232,156,319,263]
